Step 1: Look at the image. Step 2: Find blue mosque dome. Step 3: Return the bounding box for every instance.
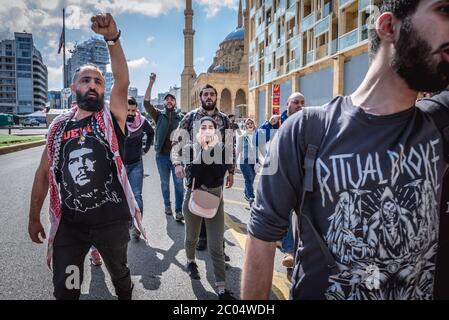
[222,27,245,43]
[213,64,228,72]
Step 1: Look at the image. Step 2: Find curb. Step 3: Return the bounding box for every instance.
[0,140,46,155]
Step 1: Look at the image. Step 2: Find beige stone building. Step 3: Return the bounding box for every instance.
[247,0,380,125]
[182,0,250,117]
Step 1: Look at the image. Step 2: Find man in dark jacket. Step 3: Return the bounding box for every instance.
[144,73,184,222]
[125,97,154,239]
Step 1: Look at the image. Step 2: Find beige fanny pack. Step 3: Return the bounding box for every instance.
[188,178,222,219]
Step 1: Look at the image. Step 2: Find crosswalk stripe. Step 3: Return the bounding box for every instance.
[224,199,248,207]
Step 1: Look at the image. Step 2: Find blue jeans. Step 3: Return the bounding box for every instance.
[125,160,144,215]
[240,163,256,200]
[155,153,184,212]
[282,213,294,254]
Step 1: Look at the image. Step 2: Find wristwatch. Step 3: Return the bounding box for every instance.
[104,30,121,46]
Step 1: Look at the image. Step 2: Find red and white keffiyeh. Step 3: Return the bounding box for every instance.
[45,102,147,268]
[126,111,146,133]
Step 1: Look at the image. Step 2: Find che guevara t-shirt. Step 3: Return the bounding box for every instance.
[55,114,131,226]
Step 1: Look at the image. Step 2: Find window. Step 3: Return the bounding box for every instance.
[17,65,31,71]
[19,44,31,50]
[17,58,31,64]
[17,37,31,43]
[17,72,31,78]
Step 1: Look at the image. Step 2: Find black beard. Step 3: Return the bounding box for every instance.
[392,17,449,92]
[76,90,105,112]
[126,115,135,123]
[201,100,217,111]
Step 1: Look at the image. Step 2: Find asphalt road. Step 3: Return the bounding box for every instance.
[0,146,290,300]
[0,126,48,136]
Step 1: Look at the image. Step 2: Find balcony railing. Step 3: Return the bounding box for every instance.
[256,24,264,37]
[287,26,298,40]
[285,3,297,22]
[314,15,330,37]
[339,0,356,9]
[249,55,256,65]
[286,59,300,73]
[276,45,285,58]
[361,24,369,41]
[322,1,332,18]
[277,67,284,77]
[265,0,273,9]
[274,0,286,19]
[289,35,300,49]
[278,32,285,45]
[329,39,338,55]
[249,79,256,88]
[250,41,256,52]
[338,28,359,51]
[268,23,276,35]
[301,12,316,31]
[264,70,277,83]
[305,50,315,65]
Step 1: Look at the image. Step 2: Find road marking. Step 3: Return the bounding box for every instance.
[224,213,290,300]
[224,199,248,207]
[233,176,260,183]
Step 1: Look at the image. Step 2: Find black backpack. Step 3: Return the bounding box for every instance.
[292,92,449,299]
[416,91,449,299]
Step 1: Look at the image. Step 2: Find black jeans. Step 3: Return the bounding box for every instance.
[52,219,132,300]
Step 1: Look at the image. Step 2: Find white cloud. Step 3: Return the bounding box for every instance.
[0,1,185,39]
[146,35,155,43]
[127,57,150,70]
[195,0,238,18]
[65,5,93,30]
[0,0,237,42]
[0,1,236,91]
[47,65,63,91]
[195,56,206,63]
[43,40,76,68]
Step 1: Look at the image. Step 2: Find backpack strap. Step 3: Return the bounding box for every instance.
[186,110,199,142]
[220,112,230,130]
[416,91,449,163]
[293,106,339,275]
[416,91,449,298]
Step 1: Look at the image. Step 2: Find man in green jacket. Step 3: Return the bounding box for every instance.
[144,73,184,222]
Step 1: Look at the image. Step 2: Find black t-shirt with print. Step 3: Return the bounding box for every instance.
[249,96,449,300]
[55,114,131,226]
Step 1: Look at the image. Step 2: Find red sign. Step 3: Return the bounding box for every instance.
[272,84,280,115]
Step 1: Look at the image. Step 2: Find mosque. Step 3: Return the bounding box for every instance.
[181,0,249,118]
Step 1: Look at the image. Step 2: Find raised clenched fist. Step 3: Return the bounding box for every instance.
[91,13,118,40]
[149,73,157,84]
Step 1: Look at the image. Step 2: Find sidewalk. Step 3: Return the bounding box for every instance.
[0,139,46,155]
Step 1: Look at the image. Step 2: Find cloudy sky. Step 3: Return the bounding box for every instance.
[0,0,243,97]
